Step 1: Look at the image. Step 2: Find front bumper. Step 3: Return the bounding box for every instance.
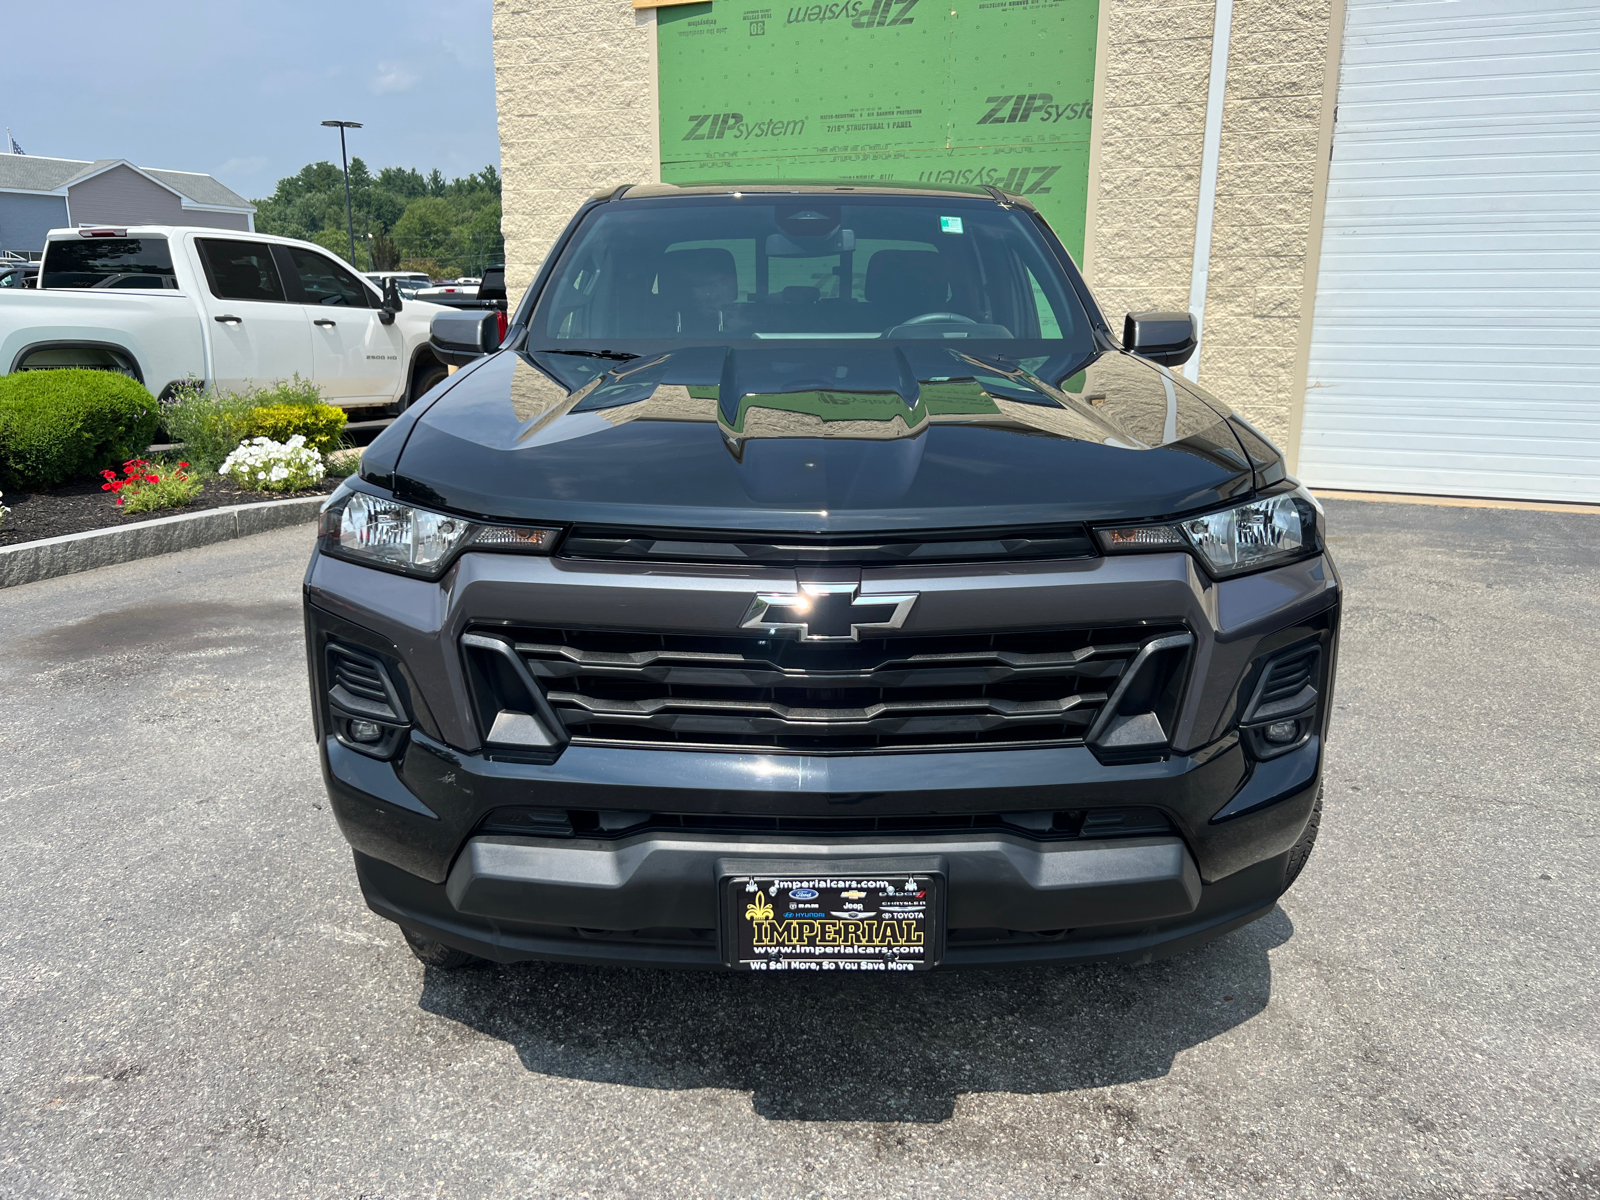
[307,543,1338,969]
[355,834,1295,970]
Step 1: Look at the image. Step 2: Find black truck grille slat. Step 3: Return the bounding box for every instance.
[558,523,1098,567]
[487,624,1187,752]
[479,806,1177,840]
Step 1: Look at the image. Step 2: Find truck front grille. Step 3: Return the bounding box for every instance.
[477,623,1188,752]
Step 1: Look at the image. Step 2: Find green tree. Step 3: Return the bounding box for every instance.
[392,196,458,272]
[253,160,503,277]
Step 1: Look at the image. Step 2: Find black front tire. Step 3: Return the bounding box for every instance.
[397,357,449,413]
[1283,787,1323,890]
[401,928,482,970]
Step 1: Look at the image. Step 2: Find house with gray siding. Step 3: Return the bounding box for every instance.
[0,156,254,256]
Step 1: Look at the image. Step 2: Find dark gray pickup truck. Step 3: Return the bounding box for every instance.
[304,182,1337,974]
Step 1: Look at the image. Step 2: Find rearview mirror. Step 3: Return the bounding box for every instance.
[430,309,501,366]
[1123,311,1197,367]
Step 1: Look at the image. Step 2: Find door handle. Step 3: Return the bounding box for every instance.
[213,314,242,325]
[314,318,337,327]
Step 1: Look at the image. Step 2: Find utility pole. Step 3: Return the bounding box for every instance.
[320,120,363,266]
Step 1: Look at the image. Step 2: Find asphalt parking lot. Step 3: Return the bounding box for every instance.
[0,498,1596,1198]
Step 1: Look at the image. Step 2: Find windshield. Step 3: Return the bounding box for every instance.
[528,195,1092,351]
[41,237,178,289]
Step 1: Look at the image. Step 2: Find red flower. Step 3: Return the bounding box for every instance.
[178,462,189,469]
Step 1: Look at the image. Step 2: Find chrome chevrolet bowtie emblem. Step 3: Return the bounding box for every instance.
[741,583,918,642]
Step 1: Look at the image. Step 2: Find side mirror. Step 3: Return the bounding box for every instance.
[1123,311,1197,367]
[378,277,403,325]
[430,309,501,366]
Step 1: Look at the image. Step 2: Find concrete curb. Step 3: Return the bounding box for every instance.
[0,495,326,590]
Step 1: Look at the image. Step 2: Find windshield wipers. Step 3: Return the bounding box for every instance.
[531,348,639,361]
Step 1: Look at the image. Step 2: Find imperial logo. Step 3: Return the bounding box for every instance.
[683,113,807,141]
[977,94,1094,125]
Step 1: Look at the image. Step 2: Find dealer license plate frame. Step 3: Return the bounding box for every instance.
[718,859,946,973]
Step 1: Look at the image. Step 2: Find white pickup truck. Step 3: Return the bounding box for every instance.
[0,226,450,408]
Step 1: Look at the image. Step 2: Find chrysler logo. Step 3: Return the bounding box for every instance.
[741,583,918,642]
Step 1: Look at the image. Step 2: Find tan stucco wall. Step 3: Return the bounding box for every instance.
[1087,0,1337,449]
[493,0,659,306]
[490,0,1336,449]
[1088,1,1216,325]
[1198,0,1337,449]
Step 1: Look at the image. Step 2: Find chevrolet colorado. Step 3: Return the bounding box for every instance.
[306,183,1337,973]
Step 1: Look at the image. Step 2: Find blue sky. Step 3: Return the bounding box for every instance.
[3,0,499,202]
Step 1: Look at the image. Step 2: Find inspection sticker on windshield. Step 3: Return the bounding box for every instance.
[939,215,964,234]
[722,874,942,971]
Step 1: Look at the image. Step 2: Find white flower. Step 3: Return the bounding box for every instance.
[218,434,326,492]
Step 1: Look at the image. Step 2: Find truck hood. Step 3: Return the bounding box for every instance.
[378,344,1258,532]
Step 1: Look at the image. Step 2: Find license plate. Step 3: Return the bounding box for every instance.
[722,871,943,972]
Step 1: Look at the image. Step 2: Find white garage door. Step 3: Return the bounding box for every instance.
[1299,0,1600,502]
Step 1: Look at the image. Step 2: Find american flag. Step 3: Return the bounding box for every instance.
[7,130,24,155]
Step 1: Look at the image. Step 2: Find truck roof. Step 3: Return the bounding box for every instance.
[606,181,1038,208]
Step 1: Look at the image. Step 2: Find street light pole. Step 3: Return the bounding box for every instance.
[320,119,363,266]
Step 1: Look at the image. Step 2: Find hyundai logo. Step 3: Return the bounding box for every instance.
[741,582,918,641]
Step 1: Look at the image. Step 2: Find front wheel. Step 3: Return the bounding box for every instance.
[401,928,482,970]
[397,357,449,413]
[1283,787,1323,890]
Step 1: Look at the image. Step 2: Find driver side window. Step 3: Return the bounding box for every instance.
[286,247,374,308]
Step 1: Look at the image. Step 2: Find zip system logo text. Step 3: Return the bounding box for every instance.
[917,164,1061,195]
[683,113,808,141]
[977,94,1093,125]
[783,0,917,28]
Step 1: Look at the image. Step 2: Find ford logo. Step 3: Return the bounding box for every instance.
[788,888,819,899]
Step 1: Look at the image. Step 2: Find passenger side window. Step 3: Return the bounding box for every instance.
[197,239,287,303]
[285,247,374,308]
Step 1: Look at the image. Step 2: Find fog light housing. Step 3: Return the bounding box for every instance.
[1264,719,1299,745]
[348,719,384,743]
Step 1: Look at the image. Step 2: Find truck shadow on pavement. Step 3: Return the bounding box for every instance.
[417,907,1290,1122]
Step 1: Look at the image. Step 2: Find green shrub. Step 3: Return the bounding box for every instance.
[0,370,160,489]
[162,374,327,472]
[245,402,346,454]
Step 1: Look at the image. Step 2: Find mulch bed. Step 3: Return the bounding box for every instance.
[0,473,342,547]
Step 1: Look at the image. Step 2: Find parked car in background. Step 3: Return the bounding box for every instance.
[365,271,432,300]
[0,261,39,289]
[417,265,509,344]
[414,280,478,304]
[0,227,451,408]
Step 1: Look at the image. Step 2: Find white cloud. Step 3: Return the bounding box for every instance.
[217,156,268,177]
[370,61,419,95]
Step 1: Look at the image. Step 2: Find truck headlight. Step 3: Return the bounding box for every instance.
[320,487,560,579]
[1095,487,1323,579]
